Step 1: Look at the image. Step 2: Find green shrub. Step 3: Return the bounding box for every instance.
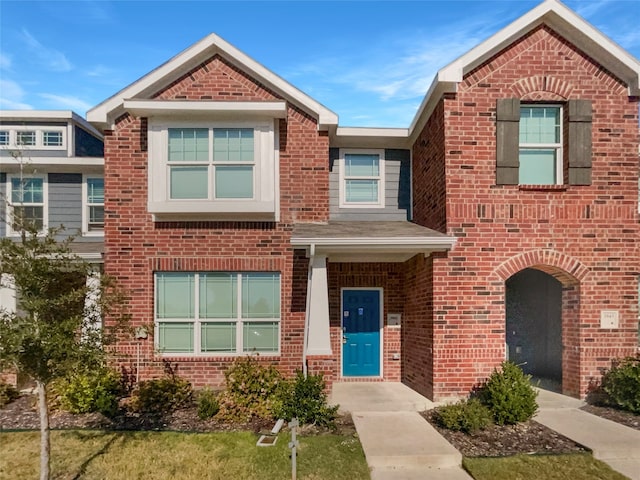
[479,361,538,425]
[129,375,193,414]
[601,356,640,414]
[57,368,123,417]
[197,388,220,420]
[0,379,20,407]
[435,398,492,433]
[273,371,338,428]
[217,356,282,421]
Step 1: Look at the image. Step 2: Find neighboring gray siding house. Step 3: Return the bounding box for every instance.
[0,110,104,311]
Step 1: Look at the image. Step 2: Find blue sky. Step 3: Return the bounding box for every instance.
[0,0,639,127]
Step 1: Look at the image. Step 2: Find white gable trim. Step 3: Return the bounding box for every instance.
[409,0,640,142]
[123,100,287,118]
[88,34,337,130]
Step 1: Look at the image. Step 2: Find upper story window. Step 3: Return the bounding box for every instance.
[147,119,277,220]
[7,174,48,234]
[168,128,254,200]
[0,126,66,150]
[339,149,385,208]
[83,176,104,235]
[519,106,562,185]
[496,98,592,187]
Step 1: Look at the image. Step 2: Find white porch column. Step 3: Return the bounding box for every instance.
[83,269,102,335]
[306,254,332,355]
[0,274,16,314]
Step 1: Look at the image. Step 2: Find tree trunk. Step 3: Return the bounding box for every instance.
[37,380,50,480]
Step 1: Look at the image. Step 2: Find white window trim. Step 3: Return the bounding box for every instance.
[154,272,281,357]
[6,173,48,236]
[519,104,563,185]
[147,119,277,220]
[338,148,385,208]
[81,174,104,237]
[0,126,67,150]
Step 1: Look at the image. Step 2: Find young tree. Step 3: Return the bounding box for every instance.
[0,222,128,480]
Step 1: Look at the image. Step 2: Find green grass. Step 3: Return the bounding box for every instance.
[0,430,370,480]
[463,453,629,480]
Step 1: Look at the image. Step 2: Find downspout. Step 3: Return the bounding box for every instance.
[302,244,315,378]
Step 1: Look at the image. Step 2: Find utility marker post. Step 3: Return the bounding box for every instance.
[288,417,299,480]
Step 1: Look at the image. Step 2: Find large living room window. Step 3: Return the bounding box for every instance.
[155,272,280,355]
[519,105,562,185]
[147,120,277,219]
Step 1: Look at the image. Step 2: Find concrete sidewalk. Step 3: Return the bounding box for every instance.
[331,383,472,480]
[535,389,640,480]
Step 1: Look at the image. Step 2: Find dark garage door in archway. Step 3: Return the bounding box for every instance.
[506,268,562,384]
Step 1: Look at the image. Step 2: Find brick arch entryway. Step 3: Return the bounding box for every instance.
[493,250,589,397]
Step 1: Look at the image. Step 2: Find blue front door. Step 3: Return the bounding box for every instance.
[342,289,381,376]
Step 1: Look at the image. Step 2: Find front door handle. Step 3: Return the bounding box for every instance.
[342,336,347,344]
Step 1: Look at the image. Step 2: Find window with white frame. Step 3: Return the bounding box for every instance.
[155,272,280,355]
[339,149,385,207]
[83,176,104,233]
[0,127,66,149]
[147,120,277,218]
[7,175,47,233]
[168,127,255,200]
[519,105,562,185]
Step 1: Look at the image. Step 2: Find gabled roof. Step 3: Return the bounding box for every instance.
[87,33,338,131]
[408,0,640,142]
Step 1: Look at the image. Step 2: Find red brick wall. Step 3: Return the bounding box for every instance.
[326,263,405,381]
[104,55,329,387]
[412,26,640,400]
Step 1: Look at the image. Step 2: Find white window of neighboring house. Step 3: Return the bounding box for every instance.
[7,174,48,234]
[0,127,66,149]
[519,105,562,185]
[155,272,281,356]
[147,120,277,219]
[83,176,104,235]
[339,149,385,208]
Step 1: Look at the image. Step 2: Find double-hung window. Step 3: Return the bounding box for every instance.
[16,131,36,147]
[7,175,47,233]
[168,127,255,200]
[0,131,9,146]
[340,149,385,207]
[83,176,104,234]
[155,272,280,355]
[518,106,562,185]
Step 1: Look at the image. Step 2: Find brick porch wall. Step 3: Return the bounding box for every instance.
[412,26,640,401]
[104,55,329,387]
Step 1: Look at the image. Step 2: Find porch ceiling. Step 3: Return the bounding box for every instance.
[291,221,456,262]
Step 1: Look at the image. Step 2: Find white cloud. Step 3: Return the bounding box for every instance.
[21,29,73,72]
[0,53,11,70]
[0,79,33,109]
[572,0,615,18]
[86,64,113,77]
[38,93,91,112]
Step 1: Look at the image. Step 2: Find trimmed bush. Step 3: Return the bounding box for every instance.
[479,361,538,425]
[57,368,123,417]
[197,388,220,420]
[0,379,20,407]
[601,356,640,414]
[217,356,282,421]
[129,375,193,414]
[435,398,492,433]
[273,371,338,427]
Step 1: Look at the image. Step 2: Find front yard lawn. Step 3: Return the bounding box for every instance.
[463,453,628,480]
[0,430,369,480]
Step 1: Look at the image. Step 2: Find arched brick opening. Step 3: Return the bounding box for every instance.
[493,250,589,397]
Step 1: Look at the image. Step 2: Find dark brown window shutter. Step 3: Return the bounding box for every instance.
[568,99,592,185]
[496,98,520,185]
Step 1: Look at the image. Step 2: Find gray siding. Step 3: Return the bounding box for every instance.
[48,173,84,239]
[329,148,411,221]
[0,173,5,237]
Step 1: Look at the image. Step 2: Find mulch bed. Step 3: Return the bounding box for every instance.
[580,404,640,431]
[0,394,356,436]
[421,409,588,458]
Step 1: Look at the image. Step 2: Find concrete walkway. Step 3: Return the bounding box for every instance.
[331,383,640,480]
[331,383,472,480]
[535,389,640,480]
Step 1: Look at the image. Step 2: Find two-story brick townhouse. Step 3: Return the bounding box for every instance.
[0,110,105,385]
[88,0,639,401]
